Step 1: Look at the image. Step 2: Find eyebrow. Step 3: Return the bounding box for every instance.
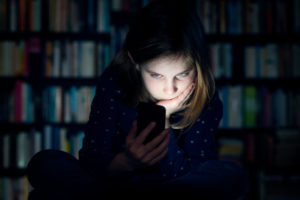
[145,67,193,76]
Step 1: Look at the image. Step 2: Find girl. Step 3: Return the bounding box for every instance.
[28,0,246,199]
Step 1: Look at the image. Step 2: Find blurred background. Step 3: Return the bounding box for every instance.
[0,0,299,199]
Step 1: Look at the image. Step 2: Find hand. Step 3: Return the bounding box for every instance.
[124,120,170,170]
[157,82,195,119]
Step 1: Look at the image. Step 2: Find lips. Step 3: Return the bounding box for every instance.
[160,96,177,101]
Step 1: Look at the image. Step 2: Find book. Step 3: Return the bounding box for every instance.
[229,85,243,128]
[274,129,300,167]
[43,125,52,150]
[80,42,96,77]
[16,131,28,168]
[97,0,110,32]
[265,44,279,78]
[0,0,7,31]
[14,81,22,123]
[272,89,287,127]
[218,137,244,163]
[244,86,257,128]
[3,134,10,168]
[211,43,233,79]
[244,46,256,78]
[219,86,229,128]
[294,0,300,32]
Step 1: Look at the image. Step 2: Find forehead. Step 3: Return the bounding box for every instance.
[142,56,191,74]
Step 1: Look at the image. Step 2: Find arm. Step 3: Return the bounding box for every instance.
[157,92,223,180]
[79,69,170,179]
[79,68,122,178]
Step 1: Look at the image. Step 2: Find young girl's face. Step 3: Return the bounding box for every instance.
[139,56,196,101]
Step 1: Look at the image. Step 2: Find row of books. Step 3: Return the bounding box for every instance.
[0,0,41,32]
[218,137,244,164]
[2,39,299,79]
[0,81,95,123]
[42,86,95,123]
[0,40,111,77]
[0,0,111,33]
[200,0,300,34]
[259,170,300,200]
[44,40,111,78]
[1,126,85,169]
[217,128,300,168]
[243,44,300,78]
[210,43,232,78]
[210,43,300,79]
[111,0,152,12]
[218,85,300,128]
[0,176,31,200]
[48,0,110,33]
[2,80,300,128]
[272,129,300,168]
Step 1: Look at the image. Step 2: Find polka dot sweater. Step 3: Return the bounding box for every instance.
[79,66,223,183]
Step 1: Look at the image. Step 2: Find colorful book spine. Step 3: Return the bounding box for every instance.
[244,86,257,128]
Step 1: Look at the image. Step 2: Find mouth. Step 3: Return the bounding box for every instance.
[160,96,177,101]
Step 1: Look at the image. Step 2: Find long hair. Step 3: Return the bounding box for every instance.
[110,0,215,130]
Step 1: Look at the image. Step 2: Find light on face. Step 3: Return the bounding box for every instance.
[139,56,196,100]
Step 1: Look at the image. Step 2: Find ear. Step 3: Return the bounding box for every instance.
[136,64,140,71]
[127,51,136,64]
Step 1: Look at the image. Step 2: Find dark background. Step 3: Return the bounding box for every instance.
[0,0,299,199]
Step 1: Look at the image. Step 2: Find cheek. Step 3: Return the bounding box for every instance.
[179,78,194,91]
[143,78,160,92]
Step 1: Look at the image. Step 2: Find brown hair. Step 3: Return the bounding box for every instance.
[110,0,215,131]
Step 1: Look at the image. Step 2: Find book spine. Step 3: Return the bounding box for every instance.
[244,86,257,128]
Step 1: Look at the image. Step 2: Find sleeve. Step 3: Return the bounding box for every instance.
[78,68,122,178]
[157,91,223,180]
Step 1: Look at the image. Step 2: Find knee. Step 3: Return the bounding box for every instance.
[27,150,78,189]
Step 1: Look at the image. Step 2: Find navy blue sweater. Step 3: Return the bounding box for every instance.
[79,66,223,183]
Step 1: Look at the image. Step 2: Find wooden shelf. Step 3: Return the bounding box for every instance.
[215,78,300,87]
[1,77,299,87]
[0,77,99,86]
[206,33,300,43]
[0,168,27,177]
[0,122,87,131]
[0,32,110,42]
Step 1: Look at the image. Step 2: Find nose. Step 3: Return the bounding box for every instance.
[163,80,178,95]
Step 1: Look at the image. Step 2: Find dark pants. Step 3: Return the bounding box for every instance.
[27,150,248,200]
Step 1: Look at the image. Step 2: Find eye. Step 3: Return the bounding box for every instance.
[150,73,163,79]
[176,72,189,80]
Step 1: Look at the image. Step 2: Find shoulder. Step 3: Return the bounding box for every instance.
[197,89,223,121]
[98,66,118,83]
[206,89,223,110]
[203,89,223,120]
[95,66,124,99]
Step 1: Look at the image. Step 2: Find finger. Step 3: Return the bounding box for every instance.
[145,129,169,150]
[142,130,170,164]
[130,129,168,163]
[128,144,147,161]
[135,122,156,144]
[148,147,169,166]
[126,120,137,145]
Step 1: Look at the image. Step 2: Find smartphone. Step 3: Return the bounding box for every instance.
[137,102,166,144]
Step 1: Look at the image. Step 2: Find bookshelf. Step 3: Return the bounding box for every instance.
[0,0,300,199]
[204,0,300,200]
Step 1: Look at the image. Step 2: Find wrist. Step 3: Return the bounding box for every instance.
[165,118,170,129]
[108,152,134,173]
[118,152,135,172]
